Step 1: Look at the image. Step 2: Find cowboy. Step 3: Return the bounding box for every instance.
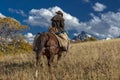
[50,11,65,33]
[49,11,70,51]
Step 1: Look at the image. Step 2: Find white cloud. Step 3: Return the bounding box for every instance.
[24,6,80,30]
[90,13,102,24]
[93,2,106,12]
[109,26,120,37]
[8,8,27,17]
[24,33,35,44]
[72,11,120,38]
[84,11,120,38]
[0,13,6,18]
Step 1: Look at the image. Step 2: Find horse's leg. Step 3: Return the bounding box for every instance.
[35,50,41,78]
[57,51,62,64]
[48,56,54,67]
[46,54,54,80]
[47,54,54,73]
[46,55,50,67]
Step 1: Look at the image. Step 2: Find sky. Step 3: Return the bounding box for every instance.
[0,0,120,42]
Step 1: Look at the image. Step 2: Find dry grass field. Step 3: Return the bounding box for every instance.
[0,39,120,80]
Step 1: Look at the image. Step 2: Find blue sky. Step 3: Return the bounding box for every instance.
[0,0,120,41]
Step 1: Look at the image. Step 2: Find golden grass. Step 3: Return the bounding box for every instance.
[0,38,120,80]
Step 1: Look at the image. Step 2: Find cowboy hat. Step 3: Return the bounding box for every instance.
[56,11,63,16]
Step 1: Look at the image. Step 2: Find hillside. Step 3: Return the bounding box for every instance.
[0,39,120,80]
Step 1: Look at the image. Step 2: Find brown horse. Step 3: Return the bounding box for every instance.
[33,32,65,77]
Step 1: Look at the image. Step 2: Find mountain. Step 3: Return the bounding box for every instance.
[73,31,98,41]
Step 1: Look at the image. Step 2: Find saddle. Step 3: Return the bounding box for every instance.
[48,26,70,51]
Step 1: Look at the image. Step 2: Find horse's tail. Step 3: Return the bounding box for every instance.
[33,33,47,52]
[38,33,46,53]
[33,33,40,51]
[34,33,47,78]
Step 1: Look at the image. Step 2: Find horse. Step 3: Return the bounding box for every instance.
[33,32,65,77]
